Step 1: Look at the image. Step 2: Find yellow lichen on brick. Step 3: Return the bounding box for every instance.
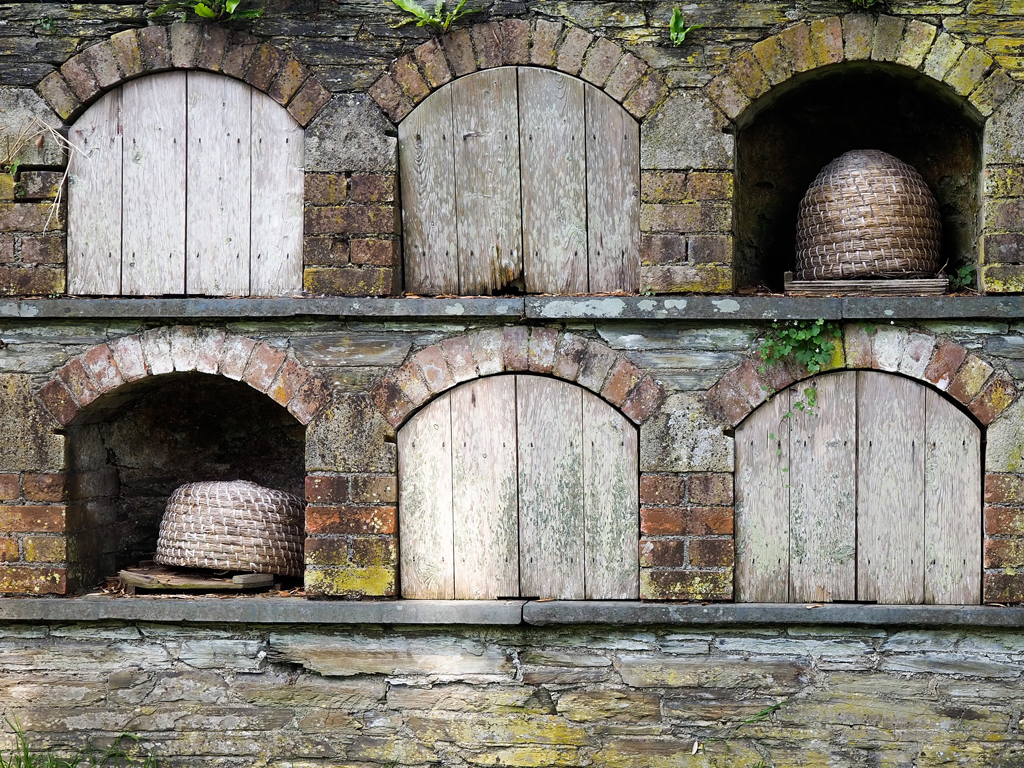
[305,565,395,596]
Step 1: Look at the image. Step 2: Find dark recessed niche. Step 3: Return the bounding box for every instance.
[735,62,983,291]
[67,373,305,587]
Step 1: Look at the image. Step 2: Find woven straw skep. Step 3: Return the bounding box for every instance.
[795,150,942,280]
[155,480,304,577]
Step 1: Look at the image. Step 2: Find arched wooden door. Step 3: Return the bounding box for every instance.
[735,370,981,604]
[398,375,639,600]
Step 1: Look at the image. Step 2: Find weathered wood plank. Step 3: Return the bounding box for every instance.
[517,375,585,599]
[452,68,522,295]
[788,372,856,602]
[399,87,458,295]
[735,392,790,602]
[585,83,640,294]
[582,389,639,599]
[924,388,981,604]
[68,88,122,295]
[186,71,252,296]
[250,89,303,296]
[121,72,187,295]
[519,67,587,294]
[857,371,926,604]
[398,393,455,600]
[451,376,519,599]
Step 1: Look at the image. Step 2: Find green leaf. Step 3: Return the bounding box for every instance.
[193,2,218,18]
[150,2,186,16]
[226,0,241,12]
[391,0,429,20]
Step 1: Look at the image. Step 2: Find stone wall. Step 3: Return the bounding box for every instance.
[2,618,1024,767]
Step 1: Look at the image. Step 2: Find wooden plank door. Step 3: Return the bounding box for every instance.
[250,88,304,296]
[788,373,856,602]
[398,393,454,599]
[857,371,927,604]
[452,68,522,294]
[583,389,639,599]
[68,88,122,295]
[585,84,640,294]
[735,391,790,602]
[187,71,251,296]
[519,67,587,294]
[924,388,981,604]
[121,72,187,295]
[451,376,520,599]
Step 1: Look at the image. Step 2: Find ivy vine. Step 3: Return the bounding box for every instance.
[758,318,841,417]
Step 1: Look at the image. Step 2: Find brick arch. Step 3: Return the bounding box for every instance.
[35,326,331,427]
[35,22,332,126]
[705,15,1018,123]
[368,20,666,124]
[370,326,666,429]
[705,323,1019,429]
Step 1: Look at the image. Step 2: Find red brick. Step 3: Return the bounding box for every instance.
[640,474,686,506]
[948,355,994,405]
[349,475,398,504]
[306,475,349,504]
[0,538,17,562]
[269,358,312,408]
[581,37,624,87]
[727,358,770,408]
[779,23,815,73]
[577,342,618,393]
[304,537,348,566]
[268,56,310,105]
[503,326,529,371]
[304,236,349,267]
[219,334,256,380]
[986,506,1024,536]
[22,474,66,503]
[985,538,1024,569]
[626,75,665,119]
[304,266,394,297]
[641,506,734,536]
[169,22,201,69]
[0,475,19,502]
[642,171,688,203]
[373,377,416,429]
[195,25,230,71]
[60,54,100,103]
[391,54,430,102]
[56,358,99,408]
[349,175,396,203]
[109,334,147,382]
[305,505,396,535]
[0,200,62,231]
[602,359,643,407]
[82,343,124,394]
[369,73,413,123]
[689,474,734,505]
[690,538,735,567]
[222,32,259,79]
[0,265,64,297]
[986,474,1024,504]
[0,506,66,533]
[413,39,452,89]
[556,26,594,76]
[705,379,752,426]
[287,375,331,426]
[110,29,144,78]
[24,536,66,563]
[241,343,287,393]
[531,19,562,67]
[641,234,687,265]
[0,566,66,595]
[688,235,732,264]
[304,205,396,235]
[20,236,64,265]
[811,16,844,66]
[137,26,171,71]
[552,333,587,381]
[471,22,502,69]
[970,375,1017,425]
[621,377,665,424]
[639,539,685,568]
[350,536,398,568]
[37,378,77,426]
[305,173,347,205]
[605,53,647,102]
[244,42,285,92]
[640,569,732,601]
[194,329,226,376]
[441,27,477,76]
[528,327,558,374]
[923,339,966,391]
[413,344,454,394]
[984,572,1024,604]
[441,336,476,382]
[37,73,81,122]
[0,235,11,262]
[500,19,531,65]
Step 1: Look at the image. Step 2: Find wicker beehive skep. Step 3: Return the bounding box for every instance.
[155,480,305,577]
[794,150,943,280]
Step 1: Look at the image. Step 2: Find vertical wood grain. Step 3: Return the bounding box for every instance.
[735,392,790,602]
[924,388,982,604]
[250,89,303,296]
[399,87,458,295]
[582,389,639,599]
[398,393,454,599]
[857,371,926,604]
[186,71,251,296]
[452,68,522,295]
[121,72,186,295]
[517,375,585,599]
[518,67,587,294]
[451,376,520,599]
[788,373,857,602]
[68,88,122,295]
[585,83,640,294]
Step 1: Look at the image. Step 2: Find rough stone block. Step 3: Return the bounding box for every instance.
[641,89,734,170]
[642,393,734,473]
[307,393,397,473]
[871,15,905,62]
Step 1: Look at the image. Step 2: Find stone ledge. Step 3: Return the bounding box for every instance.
[4,296,1024,320]
[0,597,525,625]
[523,601,1024,627]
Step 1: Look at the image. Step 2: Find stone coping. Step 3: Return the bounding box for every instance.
[2,296,1024,321]
[2,598,1023,627]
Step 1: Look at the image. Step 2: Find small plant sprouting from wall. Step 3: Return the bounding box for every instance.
[0,719,157,768]
[848,0,882,7]
[390,0,474,33]
[759,318,840,416]
[150,0,263,22]
[669,8,702,46]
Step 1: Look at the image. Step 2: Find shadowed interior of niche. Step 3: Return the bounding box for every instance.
[735,62,983,292]
[65,373,305,590]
